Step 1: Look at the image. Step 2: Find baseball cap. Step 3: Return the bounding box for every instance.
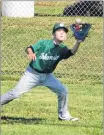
[52,23,68,34]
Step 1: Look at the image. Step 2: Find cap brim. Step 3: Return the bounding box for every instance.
[53,27,68,33]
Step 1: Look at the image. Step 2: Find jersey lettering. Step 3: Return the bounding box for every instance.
[39,53,59,60]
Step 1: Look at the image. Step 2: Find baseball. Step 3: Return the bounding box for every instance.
[76,18,82,24]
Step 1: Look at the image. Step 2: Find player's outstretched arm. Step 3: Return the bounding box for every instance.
[71,40,82,55]
[26,47,36,61]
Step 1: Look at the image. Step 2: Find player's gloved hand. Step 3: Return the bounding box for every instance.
[70,23,91,41]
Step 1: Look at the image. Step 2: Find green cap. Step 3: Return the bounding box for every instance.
[52,23,68,34]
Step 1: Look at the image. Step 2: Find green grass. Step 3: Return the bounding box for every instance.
[1,81,103,135]
[1,1,103,135]
[35,1,75,15]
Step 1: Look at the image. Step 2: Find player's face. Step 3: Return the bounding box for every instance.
[54,28,67,42]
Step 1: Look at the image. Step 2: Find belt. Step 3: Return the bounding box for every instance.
[29,65,50,74]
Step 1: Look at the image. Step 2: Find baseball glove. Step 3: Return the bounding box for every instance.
[70,23,91,41]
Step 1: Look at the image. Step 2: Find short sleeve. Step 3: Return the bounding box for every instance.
[31,40,43,52]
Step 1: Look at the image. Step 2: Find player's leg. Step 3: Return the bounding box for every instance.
[1,66,40,105]
[43,73,78,121]
[42,73,71,119]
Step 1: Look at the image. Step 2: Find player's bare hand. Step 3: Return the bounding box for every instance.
[27,53,36,61]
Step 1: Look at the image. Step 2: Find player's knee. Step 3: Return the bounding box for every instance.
[9,90,21,99]
[58,87,68,96]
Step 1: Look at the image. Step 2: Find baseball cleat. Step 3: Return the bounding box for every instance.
[58,117,79,121]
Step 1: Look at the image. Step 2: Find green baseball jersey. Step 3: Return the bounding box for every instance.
[29,39,74,73]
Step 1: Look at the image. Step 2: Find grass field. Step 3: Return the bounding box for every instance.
[1,81,103,135]
[35,1,75,15]
[1,1,103,135]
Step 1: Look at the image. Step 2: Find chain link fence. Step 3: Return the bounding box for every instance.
[1,0,103,84]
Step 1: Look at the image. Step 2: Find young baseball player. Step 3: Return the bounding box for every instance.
[1,23,82,121]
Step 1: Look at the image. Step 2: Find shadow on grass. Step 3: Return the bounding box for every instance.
[1,116,102,129]
[1,116,45,124]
